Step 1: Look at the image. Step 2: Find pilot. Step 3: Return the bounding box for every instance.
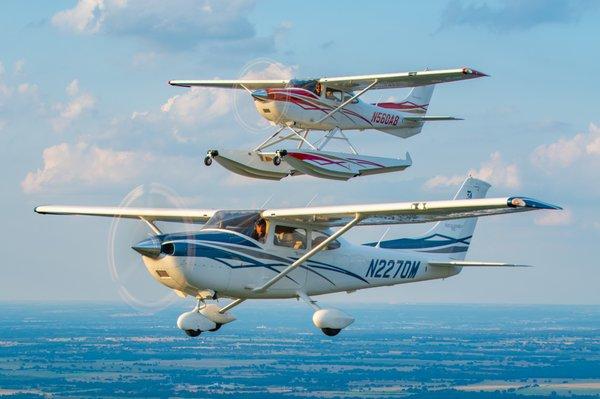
[325,87,334,100]
[251,219,267,243]
[315,83,322,96]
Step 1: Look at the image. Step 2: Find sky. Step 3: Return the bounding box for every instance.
[1,0,599,308]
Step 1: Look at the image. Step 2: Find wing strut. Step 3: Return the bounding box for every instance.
[219,298,246,313]
[314,79,378,125]
[252,214,362,294]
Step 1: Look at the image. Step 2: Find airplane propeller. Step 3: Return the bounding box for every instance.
[107,183,190,313]
[232,57,294,135]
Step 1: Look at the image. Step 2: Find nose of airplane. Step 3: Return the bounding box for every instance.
[132,237,162,258]
[251,89,269,101]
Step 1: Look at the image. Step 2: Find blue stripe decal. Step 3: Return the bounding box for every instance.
[163,240,367,285]
[363,234,471,250]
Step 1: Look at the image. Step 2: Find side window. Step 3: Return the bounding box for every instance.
[311,231,341,250]
[343,92,358,104]
[325,88,342,102]
[274,226,307,250]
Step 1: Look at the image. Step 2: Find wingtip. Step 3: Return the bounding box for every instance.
[462,67,489,77]
[508,197,562,210]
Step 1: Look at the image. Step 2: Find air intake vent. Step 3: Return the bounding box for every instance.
[156,270,169,278]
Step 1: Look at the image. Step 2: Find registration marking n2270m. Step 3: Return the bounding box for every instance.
[366,259,420,279]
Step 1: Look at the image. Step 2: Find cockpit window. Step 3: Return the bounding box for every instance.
[203,210,263,238]
[311,230,341,250]
[325,87,343,102]
[289,79,317,90]
[289,79,320,95]
[343,92,358,104]
[274,225,307,250]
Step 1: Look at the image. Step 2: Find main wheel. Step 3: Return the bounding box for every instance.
[184,329,201,337]
[272,155,281,166]
[209,324,222,332]
[204,156,213,166]
[321,328,341,337]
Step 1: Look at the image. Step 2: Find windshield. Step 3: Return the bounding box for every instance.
[203,210,263,238]
[289,79,318,92]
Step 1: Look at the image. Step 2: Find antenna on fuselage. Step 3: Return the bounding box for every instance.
[305,194,318,207]
[260,195,274,208]
[375,227,391,248]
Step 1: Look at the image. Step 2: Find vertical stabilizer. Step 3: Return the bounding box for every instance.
[366,177,491,260]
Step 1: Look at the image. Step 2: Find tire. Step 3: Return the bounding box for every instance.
[321,328,341,337]
[209,324,222,332]
[184,329,201,337]
[204,156,213,166]
[273,156,281,166]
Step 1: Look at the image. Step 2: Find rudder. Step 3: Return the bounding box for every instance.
[365,177,490,260]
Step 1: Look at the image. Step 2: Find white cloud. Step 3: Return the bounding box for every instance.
[239,61,295,80]
[160,87,231,126]
[51,0,124,34]
[531,123,600,169]
[535,209,573,226]
[0,61,13,102]
[51,0,258,50]
[21,142,152,194]
[52,79,95,131]
[425,151,520,190]
[17,83,38,95]
[13,59,25,75]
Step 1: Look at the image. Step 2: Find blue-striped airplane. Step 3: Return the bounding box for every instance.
[35,177,560,337]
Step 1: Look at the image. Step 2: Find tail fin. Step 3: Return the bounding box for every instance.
[367,177,490,260]
[374,85,434,115]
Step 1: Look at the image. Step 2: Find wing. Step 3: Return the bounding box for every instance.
[169,79,289,90]
[261,197,561,228]
[319,67,487,91]
[35,205,215,223]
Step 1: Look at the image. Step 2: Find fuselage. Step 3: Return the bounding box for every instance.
[139,227,461,300]
[252,86,425,137]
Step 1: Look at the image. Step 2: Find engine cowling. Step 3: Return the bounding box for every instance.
[312,308,354,336]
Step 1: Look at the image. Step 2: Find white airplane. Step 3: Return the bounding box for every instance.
[170,67,487,181]
[35,177,560,337]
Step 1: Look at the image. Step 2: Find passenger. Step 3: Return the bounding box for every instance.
[251,219,267,243]
[315,83,322,96]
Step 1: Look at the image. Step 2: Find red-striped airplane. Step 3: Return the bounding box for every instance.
[170,67,487,181]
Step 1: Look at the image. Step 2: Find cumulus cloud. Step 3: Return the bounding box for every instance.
[160,87,231,126]
[52,79,95,132]
[439,0,594,33]
[0,62,13,102]
[51,0,124,34]
[239,60,295,80]
[22,140,211,194]
[51,0,261,51]
[21,142,151,193]
[535,209,573,226]
[531,123,600,169]
[425,151,520,189]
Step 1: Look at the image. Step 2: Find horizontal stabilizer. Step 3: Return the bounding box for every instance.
[404,116,463,122]
[429,261,532,268]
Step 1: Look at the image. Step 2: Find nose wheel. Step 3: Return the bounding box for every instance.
[273,149,288,166]
[204,150,219,166]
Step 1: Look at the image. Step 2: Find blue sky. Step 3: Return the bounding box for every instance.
[1,0,599,306]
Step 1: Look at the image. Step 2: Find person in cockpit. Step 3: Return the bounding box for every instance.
[251,218,267,243]
[315,83,322,96]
